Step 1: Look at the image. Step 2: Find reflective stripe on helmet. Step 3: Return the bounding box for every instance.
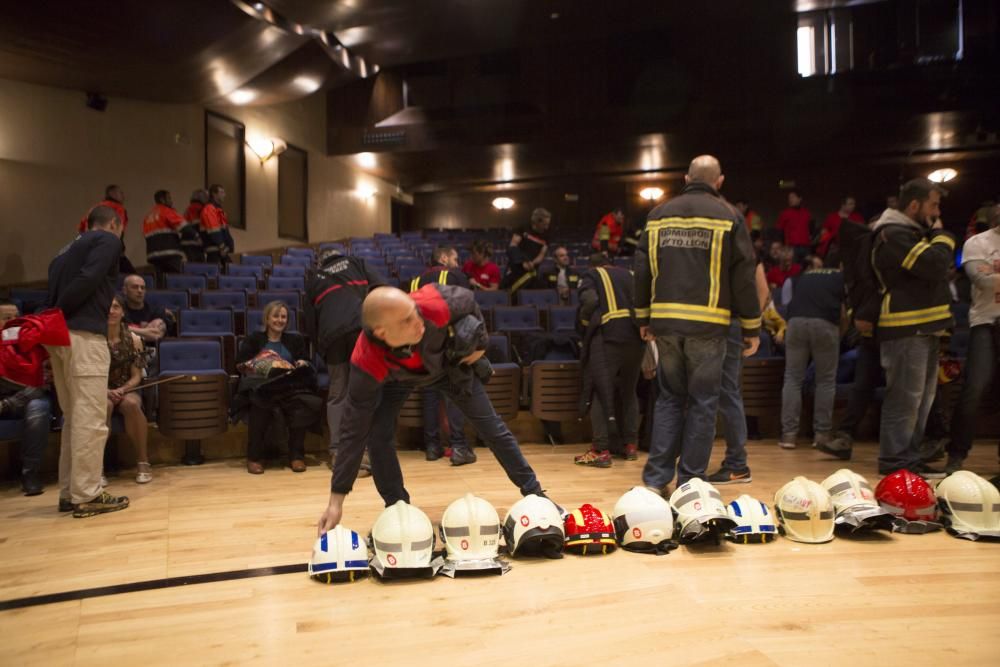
[410,537,434,551]
[443,526,470,537]
[374,539,402,552]
[826,481,853,495]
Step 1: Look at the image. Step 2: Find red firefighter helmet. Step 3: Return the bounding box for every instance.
[875,470,938,522]
[564,504,617,555]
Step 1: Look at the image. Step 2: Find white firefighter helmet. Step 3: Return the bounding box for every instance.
[308,525,369,583]
[370,500,437,577]
[821,468,893,531]
[439,494,509,575]
[937,470,1000,540]
[726,494,778,543]
[774,476,835,544]
[502,494,565,558]
[669,478,735,542]
[612,486,675,553]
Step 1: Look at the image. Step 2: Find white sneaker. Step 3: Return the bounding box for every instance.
[135,462,153,484]
[778,441,797,450]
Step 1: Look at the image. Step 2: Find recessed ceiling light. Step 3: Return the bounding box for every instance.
[639,187,664,201]
[356,152,377,169]
[227,88,257,105]
[492,197,515,210]
[927,168,957,183]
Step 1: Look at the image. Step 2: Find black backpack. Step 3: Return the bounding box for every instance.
[838,220,882,325]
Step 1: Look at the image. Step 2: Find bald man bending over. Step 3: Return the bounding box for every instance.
[317,284,548,533]
[634,155,761,493]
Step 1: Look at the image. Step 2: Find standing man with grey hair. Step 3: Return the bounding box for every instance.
[47,206,130,517]
[945,202,1000,473]
[634,155,761,493]
[870,178,954,477]
[502,207,550,294]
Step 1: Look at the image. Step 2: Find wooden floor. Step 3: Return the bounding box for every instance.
[1,439,998,666]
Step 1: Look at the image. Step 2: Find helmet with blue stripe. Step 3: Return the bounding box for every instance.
[726,494,777,543]
[309,525,369,583]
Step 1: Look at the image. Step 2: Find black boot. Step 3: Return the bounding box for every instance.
[182,440,204,466]
[450,448,477,467]
[21,471,43,496]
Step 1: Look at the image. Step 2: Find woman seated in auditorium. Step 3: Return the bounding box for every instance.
[462,240,501,290]
[106,294,152,483]
[236,300,316,474]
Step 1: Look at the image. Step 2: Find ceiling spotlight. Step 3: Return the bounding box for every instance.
[292,76,321,94]
[927,168,957,183]
[227,88,257,105]
[639,187,665,201]
[252,2,265,11]
[492,197,515,211]
[246,136,287,164]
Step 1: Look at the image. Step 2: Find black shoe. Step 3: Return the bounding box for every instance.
[58,498,73,512]
[816,441,853,461]
[706,467,752,485]
[450,448,478,466]
[911,463,946,480]
[919,438,948,463]
[425,446,444,461]
[182,453,205,466]
[944,456,965,475]
[21,474,43,496]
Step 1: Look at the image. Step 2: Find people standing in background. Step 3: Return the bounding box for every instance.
[869,195,899,224]
[462,240,501,290]
[538,245,580,304]
[775,189,813,260]
[817,195,864,258]
[142,190,186,282]
[46,205,130,518]
[734,198,764,235]
[502,207,550,294]
[592,207,625,255]
[79,185,134,274]
[181,190,207,262]
[201,184,233,266]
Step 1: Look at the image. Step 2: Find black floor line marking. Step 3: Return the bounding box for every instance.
[0,563,309,612]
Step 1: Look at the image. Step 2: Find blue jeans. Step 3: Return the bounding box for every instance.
[643,335,727,489]
[368,377,542,506]
[422,389,469,452]
[948,325,998,459]
[879,335,938,473]
[717,321,749,471]
[781,317,840,437]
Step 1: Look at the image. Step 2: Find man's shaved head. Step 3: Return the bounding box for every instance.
[687,155,722,184]
[362,286,426,347]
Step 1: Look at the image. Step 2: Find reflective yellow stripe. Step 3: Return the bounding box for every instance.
[410,277,420,292]
[647,227,659,301]
[881,293,892,315]
[931,234,955,251]
[595,267,632,324]
[634,307,650,318]
[438,271,449,285]
[646,217,734,233]
[902,241,931,270]
[580,319,590,326]
[707,229,723,309]
[879,304,951,327]
[598,225,611,240]
[650,303,731,325]
[510,270,536,293]
[739,317,762,330]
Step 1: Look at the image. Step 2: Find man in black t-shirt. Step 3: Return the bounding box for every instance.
[502,208,550,293]
[122,274,172,341]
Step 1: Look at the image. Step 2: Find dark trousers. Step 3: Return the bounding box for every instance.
[423,389,469,452]
[247,403,306,462]
[718,321,749,471]
[837,336,881,438]
[643,334,727,489]
[0,391,51,479]
[588,333,643,455]
[948,325,998,459]
[368,378,543,506]
[150,255,184,286]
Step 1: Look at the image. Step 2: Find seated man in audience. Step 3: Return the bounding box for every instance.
[410,246,475,466]
[0,299,54,496]
[765,245,802,288]
[121,274,171,342]
[538,245,579,304]
[317,285,552,534]
[462,240,501,290]
[502,207,550,294]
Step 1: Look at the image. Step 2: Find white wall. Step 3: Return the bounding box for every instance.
[0,77,393,284]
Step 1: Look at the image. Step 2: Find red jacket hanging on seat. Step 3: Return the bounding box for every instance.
[0,309,71,387]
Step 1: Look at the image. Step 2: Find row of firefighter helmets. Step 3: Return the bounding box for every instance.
[309,470,1000,583]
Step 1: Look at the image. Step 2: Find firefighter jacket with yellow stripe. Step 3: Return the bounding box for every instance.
[538,264,580,291]
[410,265,469,292]
[577,265,641,343]
[870,209,955,342]
[634,182,761,338]
[502,226,548,292]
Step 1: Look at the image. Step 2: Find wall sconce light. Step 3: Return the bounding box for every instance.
[492,197,515,210]
[247,136,288,164]
[927,168,957,183]
[356,185,377,200]
[639,187,664,201]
